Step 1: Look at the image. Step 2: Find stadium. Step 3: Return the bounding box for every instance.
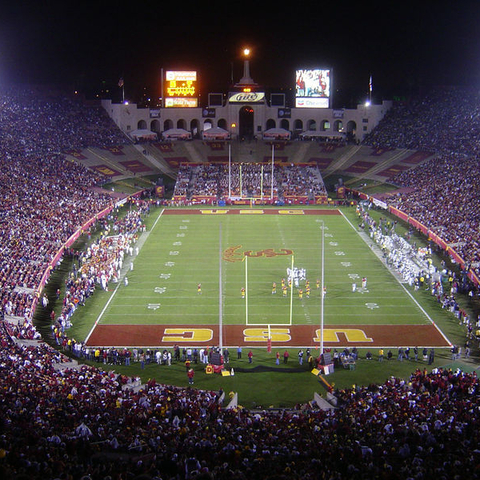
[2,17,480,480]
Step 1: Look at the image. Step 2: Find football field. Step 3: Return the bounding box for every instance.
[85,208,451,349]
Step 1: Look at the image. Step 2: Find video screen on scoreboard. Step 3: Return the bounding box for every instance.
[164,70,198,108]
[295,68,331,108]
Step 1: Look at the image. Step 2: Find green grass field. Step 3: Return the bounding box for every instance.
[37,204,477,408]
[85,208,438,335]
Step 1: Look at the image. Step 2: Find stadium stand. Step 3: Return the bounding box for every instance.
[363,86,480,280]
[3,323,480,479]
[2,84,480,479]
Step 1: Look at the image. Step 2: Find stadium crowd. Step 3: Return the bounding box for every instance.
[0,86,129,339]
[363,86,480,276]
[362,86,480,155]
[3,323,480,480]
[173,162,327,202]
[380,152,480,271]
[2,84,480,479]
[356,203,476,351]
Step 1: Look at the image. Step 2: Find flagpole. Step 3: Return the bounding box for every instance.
[369,74,372,103]
[118,77,125,103]
[161,68,164,108]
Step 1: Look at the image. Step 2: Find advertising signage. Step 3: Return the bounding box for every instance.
[295,68,331,108]
[228,92,265,103]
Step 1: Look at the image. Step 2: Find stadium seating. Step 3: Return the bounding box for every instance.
[2,84,480,479]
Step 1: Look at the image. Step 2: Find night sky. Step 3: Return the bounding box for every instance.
[1,1,479,106]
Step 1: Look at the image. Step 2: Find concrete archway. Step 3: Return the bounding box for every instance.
[239,106,254,140]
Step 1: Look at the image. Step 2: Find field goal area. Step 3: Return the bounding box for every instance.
[84,208,451,350]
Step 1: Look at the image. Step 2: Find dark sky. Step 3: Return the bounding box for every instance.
[1,1,479,104]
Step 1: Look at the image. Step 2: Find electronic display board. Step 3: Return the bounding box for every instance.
[295,68,331,108]
[164,70,198,108]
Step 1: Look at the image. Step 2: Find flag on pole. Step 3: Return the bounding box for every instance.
[118,78,124,88]
[369,75,373,93]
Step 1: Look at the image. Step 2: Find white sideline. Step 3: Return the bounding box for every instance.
[339,209,452,347]
[84,208,165,344]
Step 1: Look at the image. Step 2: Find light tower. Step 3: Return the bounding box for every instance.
[235,47,258,90]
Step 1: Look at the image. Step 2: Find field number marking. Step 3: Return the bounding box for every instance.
[243,328,292,342]
[162,328,213,342]
[314,328,374,343]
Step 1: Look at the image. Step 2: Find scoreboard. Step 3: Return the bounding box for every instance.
[164,71,198,108]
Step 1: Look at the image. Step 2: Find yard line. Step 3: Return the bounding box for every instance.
[338,209,452,346]
[84,208,166,343]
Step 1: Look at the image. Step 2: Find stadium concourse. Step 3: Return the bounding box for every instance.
[1,84,480,479]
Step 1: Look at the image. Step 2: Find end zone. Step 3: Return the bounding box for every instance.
[163,208,342,215]
[86,323,451,349]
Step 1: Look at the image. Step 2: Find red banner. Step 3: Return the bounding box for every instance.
[409,217,428,235]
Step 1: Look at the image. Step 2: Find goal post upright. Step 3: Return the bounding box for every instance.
[244,249,299,328]
[289,253,294,326]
